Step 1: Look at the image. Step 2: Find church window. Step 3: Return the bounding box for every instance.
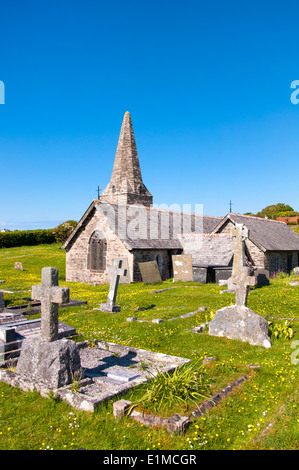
[155,253,163,275]
[87,231,107,271]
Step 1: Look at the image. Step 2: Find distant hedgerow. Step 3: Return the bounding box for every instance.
[0,229,56,248]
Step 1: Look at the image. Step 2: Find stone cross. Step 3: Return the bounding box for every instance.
[99,259,127,312]
[231,223,249,279]
[31,267,69,342]
[234,267,257,307]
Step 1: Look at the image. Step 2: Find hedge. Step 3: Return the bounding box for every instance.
[0,229,56,248]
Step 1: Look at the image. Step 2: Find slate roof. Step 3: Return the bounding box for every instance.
[61,201,222,251]
[212,213,299,252]
[178,234,235,267]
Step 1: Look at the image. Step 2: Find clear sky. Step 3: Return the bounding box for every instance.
[0,0,299,230]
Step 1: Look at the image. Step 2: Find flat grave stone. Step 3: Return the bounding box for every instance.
[102,365,140,382]
[2,299,87,316]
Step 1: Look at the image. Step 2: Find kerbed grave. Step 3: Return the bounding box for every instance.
[0,339,190,413]
[0,266,190,413]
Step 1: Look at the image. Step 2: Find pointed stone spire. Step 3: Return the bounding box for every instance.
[101,112,153,207]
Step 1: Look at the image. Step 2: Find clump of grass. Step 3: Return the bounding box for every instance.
[128,360,210,416]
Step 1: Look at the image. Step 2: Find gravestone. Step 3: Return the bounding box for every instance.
[293,267,299,276]
[209,266,271,348]
[16,267,82,388]
[0,292,5,310]
[98,259,127,312]
[31,267,69,342]
[193,267,207,283]
[172,255,193,282]
[111,257,131,284]
[14,262,23,271]
[138,261,162,284]
[226,224,249,292]
[234,267,257,307]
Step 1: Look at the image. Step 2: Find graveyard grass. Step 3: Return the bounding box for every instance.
[0,244,298,450]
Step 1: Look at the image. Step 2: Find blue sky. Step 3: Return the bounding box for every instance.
[0,0,299,229]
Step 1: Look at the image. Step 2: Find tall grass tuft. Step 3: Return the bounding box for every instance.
[128,360,211,415]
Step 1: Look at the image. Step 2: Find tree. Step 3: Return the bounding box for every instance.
[255,204,294,220]
[52,220,77,243]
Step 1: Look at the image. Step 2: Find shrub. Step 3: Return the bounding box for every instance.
[52,220,77,243]
[0,229,56,248]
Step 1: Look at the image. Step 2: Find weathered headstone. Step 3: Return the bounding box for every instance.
[231,224,248,273]
[14,262,23,271]
[172,255,193,282]
[193,266,207,283]
[293,267,299,276]
[226,224,249,292]
[234,267,257,307]
[107,258,131,284]
[16,267,82,389]
[138,261,162,284]
[31,267,69,342]
[16,337,82,389]
[209,266,271,348]
[99,259,127,312]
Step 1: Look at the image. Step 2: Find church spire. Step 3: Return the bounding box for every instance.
[100,112,153,207]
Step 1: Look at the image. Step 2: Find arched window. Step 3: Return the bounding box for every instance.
[87,231,107,271]
[155,253,163,276]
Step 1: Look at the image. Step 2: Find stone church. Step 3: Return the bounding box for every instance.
[62,112,299,283]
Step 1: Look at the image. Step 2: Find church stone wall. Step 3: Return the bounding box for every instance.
[265,250,299,275]
[65,208,133,284]
[131,249,171,282]
[216,219,267,269]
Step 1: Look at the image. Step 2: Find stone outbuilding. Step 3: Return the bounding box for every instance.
[212,213,299,276]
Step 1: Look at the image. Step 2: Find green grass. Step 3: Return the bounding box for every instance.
[0,244,298,450]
